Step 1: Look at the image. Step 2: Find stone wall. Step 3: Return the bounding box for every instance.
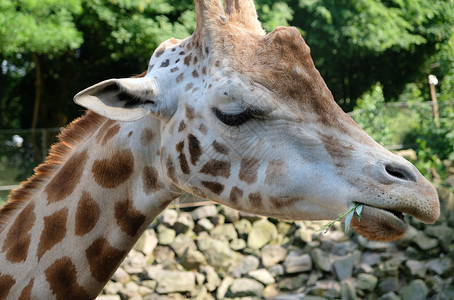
[97,179,454,300]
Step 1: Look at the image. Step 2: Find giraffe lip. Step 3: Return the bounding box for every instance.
[350,204,408,242]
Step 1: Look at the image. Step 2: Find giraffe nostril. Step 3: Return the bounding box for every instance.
[385,164,417,183]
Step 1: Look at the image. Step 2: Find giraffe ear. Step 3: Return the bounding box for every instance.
[74,77,159,122]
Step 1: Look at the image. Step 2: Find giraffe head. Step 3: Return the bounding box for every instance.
[74,0,439,241]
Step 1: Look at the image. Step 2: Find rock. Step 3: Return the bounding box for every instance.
[379,292,400,300]
[426,257,453,276]
[234,219,252,237]
[222,206,240,223]
[296,227,313,243]
[247,219,278,249]
[216,276,234,299]
[159,209,178,226]
[413,231,438,250]
[181,248,207,270]
[332,251,361,281]
[153,270,195,294]
[405,260,426,277]
[230,239,247,251]
[311,248,332,272]
[268,264,284,278]
[284,252,313,274]
[171,233,197,257]
[248,268,275,285]
[399,279,428,300]
[231,255,260,278]
[104,282,124,295]
[208,214,225,226]
[192,205,218,220]
[97,296,122,300]
[174,212,194,234]
[227,278,264,297]
[124,252,147,274]
[111,267,131,283]
[262,284,279,299]
[201,265,222,292]
[378,277,399,294]
[340,280,356,300]
[277,274,308,291]
[153,245,175,263]
[194,218,214,233]
[211,223,238,241]
[134,230,158,256]
[355,273,378,291]
[197,232,238,268]
[261,245,287,267]
[157,225,176,245]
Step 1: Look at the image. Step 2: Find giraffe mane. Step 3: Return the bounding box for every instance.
[0,111,107,233]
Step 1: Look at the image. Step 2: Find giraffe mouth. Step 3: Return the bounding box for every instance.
[349,204,408,242]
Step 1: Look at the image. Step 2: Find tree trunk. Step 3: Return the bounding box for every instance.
[31,53,43,129]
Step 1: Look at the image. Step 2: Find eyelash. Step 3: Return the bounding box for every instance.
[212,107,256,126]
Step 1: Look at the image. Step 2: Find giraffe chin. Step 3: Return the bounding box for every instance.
[350,205,408,242]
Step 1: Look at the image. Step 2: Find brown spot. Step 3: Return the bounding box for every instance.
[18,279,34,300]
[176,73,184,83]
[199,124,208,135]
[205,47,209,55]
[188,134,202,165]
[192,70,199,77]
[171,66,179,73]
[96,120,116,142]
[185,82,194,91]
[75,192,100,236]
[45,149,88,203]
[185,105,195,119]
[239,157,260,184]
[179,51,185,55]
[101,124,120,145]
[176,141,190,175]
[193,56,198,65]
[128,131,133,137]
[160,59,170,68]
[155,47,165,57]
[269,197,299,208]
[212,141,229,155]
[115,199,146,237]
[215,60,220,67]
[0,274,15,300]
[202,66,207,75]
[184,54,192,66]
[229,187,243,205]
[178,120,186,132]
[86,238,128,283]
[140,128,154,146]
[201,181,224,195]
[45,257,90,299]
[92,149,134,188]
[249,192,262,208]
[166,155,178,182]
[2,202,35,263]
[320,133,354,160]
[200,160,231,178]
[142,166,164,194]
[192,87,200,94]
[37,208,68,260]
[264,160,288,186]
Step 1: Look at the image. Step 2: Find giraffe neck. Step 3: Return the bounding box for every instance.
[0,112,179,299]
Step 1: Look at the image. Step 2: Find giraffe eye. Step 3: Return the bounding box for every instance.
[212,107,255,126]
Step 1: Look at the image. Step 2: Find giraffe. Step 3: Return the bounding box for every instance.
[0,0,439,298]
